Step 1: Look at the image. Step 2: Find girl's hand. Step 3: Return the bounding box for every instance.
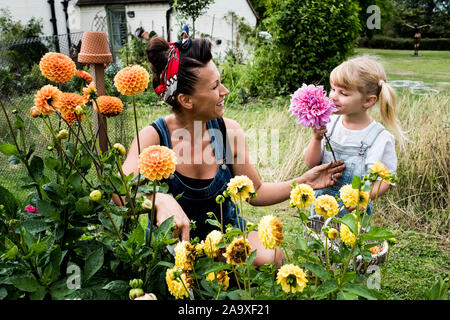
[312,125,327,141]
[345,205,366,213]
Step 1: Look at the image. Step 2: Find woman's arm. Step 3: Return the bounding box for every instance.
[116,124,191,240]
[225,119,345,206]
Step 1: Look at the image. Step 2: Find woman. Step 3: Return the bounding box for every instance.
[120,30,345,266]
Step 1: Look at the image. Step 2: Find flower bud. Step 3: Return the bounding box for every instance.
[30,106,41,118]
[129,278,143,289]
[47,145,53,151]
[142,198,153,211]
[215,195,225,204]
[89,190,102,202]
[113,143,126,157]
[75,105,84,115]
[328,228,338,240]
[134,293,157,300]
[12,109,18,114]
[57,129,69,140]
[129,288,144,300]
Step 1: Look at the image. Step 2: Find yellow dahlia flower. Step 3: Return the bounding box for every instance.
[223,237,252,265]
[174,241,196,271]
[165,266,193,300]
[206,270,230,291]
[204,230,223,258]
[339,184,370,209]
[39,52,76,83]
[314,195,339,220]
[95,95,124,117]
[195,241,205,257]
[340,224,357,247]
[257,215,284,249]
[369,161,390,179]
[114,65,149,96]
[289,183,315,209]
[226,175,255,201]
[34,85,62,115]
[328,228,338,240]
[276,264,308,294]
[138,145,177,181]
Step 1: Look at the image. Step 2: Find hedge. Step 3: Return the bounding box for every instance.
[358,36,450,51]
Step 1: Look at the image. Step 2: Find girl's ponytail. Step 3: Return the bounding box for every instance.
[379,80,406,149]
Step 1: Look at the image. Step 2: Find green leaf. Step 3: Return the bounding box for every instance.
[22,219,49,234]
[84,248,104,282]
[0,143,18,156]
[138,213,149,230]
[296,238,307,252]
[75,196,92,215]
[342,283,378,300]
[351,175,362,190]
[30,286,47,300]
[335,213,357,235]
[102,280,129,296]
[0,287,7,300]
[205,218,221,229]
[360,227,396,241]
[0,184,18,218]
[14,115,24,130]
[302,262,329,280]
[36,199,60,221]
[30,155,44,181]
[11,275,41,292]
[44,156,59,171]
[1,245,18,260]
[325,141,331,152]
[312,279,339,298]
[337,290,359,300]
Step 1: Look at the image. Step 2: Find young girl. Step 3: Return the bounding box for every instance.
[304,56,405,217]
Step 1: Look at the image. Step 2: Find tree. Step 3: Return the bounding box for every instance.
[172,0,215,38]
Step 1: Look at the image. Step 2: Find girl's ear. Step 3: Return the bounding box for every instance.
[363,94,378,109]
[177,93,193,110]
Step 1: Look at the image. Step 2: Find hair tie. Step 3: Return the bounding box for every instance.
[378,79,385,87]
[154,25,191,102]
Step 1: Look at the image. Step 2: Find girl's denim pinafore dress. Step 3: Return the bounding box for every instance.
[311,115,386,218]
[147,117,245,240]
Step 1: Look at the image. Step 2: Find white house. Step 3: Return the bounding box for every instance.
[73,0,258,61]
[0,0,258,61]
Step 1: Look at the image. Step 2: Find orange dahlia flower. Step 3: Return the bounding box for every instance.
[82,82,97,103]
[95,95,124,117]
[138,145,177,181]
[56,92,84,114]
[76,70,93,84]
[62,109,84,126]
[30,106,41,118]
[34,85,62,115]
[114,65,149,96]
[39,52,76,83]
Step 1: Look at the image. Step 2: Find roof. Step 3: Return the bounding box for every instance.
[76,0,169,6]
[76,0,258,19]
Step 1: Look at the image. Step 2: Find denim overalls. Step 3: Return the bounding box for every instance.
[311,115,386,218]
[148,117,245,240]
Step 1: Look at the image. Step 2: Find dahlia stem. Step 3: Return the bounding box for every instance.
[116,156,137,223]
[323,133,337,163]
[146,181,157,247]
[132,96,142,204]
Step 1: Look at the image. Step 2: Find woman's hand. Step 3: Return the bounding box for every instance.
[312,125,328,141]
[300,160,346,190]
[154,193,191,241]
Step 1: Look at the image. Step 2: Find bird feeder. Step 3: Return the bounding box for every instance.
[78,32,113,153]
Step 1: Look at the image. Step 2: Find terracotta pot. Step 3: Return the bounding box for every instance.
[78,32,113,64]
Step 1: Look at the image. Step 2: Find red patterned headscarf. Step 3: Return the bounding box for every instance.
[155,26,191,102]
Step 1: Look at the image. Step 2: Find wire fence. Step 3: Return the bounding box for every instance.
[0,32,133,200]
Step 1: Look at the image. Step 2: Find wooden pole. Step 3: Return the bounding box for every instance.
[90,64,108,154]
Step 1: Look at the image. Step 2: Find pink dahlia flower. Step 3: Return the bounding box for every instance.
[289,84,336,129]
[25,205,39,214]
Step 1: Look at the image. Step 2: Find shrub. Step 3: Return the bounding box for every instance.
[247,0,361,97]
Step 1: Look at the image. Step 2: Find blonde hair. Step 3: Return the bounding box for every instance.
[330,55,406,149]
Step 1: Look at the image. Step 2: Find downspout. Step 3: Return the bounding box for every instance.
[61,0,72,49]
[166,4,173,42]
[48,0,60,52]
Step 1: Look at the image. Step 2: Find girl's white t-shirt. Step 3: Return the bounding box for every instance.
[320,115,397,175]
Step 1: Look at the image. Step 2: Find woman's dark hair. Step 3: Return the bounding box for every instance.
[146,36,212,110]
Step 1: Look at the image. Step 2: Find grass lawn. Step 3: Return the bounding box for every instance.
[0,48,448,300]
